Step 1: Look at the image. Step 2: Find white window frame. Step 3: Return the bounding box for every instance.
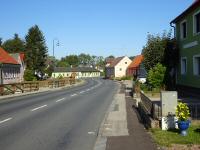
[181,57,187,75]
[180,20,187,39]
[193,10,200,35]
[193,54,200,76]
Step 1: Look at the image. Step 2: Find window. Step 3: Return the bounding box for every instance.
[180,21,187,39]
[193,55,200,75]
[125,62,127,64]
[119,68,122,71]
[194,11,200,34]
[181,57,187,75]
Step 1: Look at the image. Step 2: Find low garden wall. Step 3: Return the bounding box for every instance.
[137,91,161,128]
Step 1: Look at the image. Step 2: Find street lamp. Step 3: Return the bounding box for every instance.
[53,38,59,58]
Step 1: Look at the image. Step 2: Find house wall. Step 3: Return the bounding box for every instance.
[1,64,21,84]
[81,72,100,78]
[176,6,200,88]
[114,56,132,78]
[52,72,78,78]
[105,67,114,78]
[52,71,100,79]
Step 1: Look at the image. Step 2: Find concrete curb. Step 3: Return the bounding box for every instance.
[93,82,121,150]
[0,80,86,101]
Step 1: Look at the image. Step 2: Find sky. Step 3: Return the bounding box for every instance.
[0,0,194,59]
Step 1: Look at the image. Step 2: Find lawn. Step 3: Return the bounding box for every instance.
[150,125,200,147]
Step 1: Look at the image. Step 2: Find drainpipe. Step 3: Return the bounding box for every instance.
[170,22,176,39]
[170,22,178,87]
[0,63,3,85]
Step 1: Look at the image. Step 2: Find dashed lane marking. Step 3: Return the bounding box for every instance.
[0,118,12,124]
[31,105,47,112]
[71,94,77,97]
[56,98,65,102]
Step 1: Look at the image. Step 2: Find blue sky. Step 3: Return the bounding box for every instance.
[0,0,194,59]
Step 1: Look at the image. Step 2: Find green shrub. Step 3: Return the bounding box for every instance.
[120,76,133,80]
[24,69,37,81]
[140,83,149,92]
[147,63,166,89]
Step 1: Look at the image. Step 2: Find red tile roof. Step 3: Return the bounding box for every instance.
[107,56,124,68]
[171,0,200,23]
[128,55,143,69]
[20,53,25,61]
[0,47,19,64]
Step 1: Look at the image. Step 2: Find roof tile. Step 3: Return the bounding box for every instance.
[128,55,143,68]
[0,47,19,64]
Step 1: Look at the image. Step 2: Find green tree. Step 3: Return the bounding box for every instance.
[2,34,25,53]
[147,63,166,89]
[25,25,48,73]
[0,38,2,46]
[96,56,105,67]
[57,60,69,67]
[107,55,115,59]
[65,55,79,67]
[142,31,172,71]
[24,69,36,81]
[78,53,91,65]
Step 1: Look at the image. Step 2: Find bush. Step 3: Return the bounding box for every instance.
[24,69,37,81]
[147,63,166,89]
[140,83,149,92]
[120,76,132,80]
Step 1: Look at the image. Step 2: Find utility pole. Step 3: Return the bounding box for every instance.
[53,39,59,58]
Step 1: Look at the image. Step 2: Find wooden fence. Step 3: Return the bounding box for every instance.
[0,77,76,96]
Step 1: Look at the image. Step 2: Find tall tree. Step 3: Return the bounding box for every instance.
[0,38,2,46]
[2,34,25,52]
[142,31,172,71]
[25,25,48,73]
[78,53,91,65]
[65,55,79,67]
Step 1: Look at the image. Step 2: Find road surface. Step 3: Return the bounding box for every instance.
[0,78,118,150]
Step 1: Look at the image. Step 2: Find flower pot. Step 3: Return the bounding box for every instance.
[178,120,190,136]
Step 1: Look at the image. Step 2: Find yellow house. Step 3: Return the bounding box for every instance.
[52,67,101,79]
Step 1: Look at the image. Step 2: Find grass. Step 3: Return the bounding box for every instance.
[150,125,200,147]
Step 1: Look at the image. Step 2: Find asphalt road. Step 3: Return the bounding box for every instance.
[0,78,118,150]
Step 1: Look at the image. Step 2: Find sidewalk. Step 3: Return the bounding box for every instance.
[94,80,157,150]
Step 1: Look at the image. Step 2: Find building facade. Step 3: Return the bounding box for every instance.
[105,56,132,78]
[171,0,200,96]
[52,67,101,79]
[0,47,21,84]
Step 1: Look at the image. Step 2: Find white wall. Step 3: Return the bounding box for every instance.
[114,56,132,78]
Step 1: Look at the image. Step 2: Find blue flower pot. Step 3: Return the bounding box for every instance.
[178,120,190,136]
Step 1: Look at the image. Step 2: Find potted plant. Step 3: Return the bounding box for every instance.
[175,102,190,136]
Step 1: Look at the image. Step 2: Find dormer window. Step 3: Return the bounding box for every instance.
[193,11,200,34]
[180,20,187,39]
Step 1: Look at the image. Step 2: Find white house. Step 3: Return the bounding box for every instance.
[105,56,132,78]
[52,67,101,79]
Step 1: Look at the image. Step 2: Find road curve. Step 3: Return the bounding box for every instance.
[0,78,118,150]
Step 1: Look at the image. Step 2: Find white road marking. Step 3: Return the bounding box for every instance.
[88,131,96,135]
[79,91,85,94]
[31,105,47,112]
[0,118,12,124]
[86,89,90,91]
[71,94,77,97]
[56,98,65,102]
